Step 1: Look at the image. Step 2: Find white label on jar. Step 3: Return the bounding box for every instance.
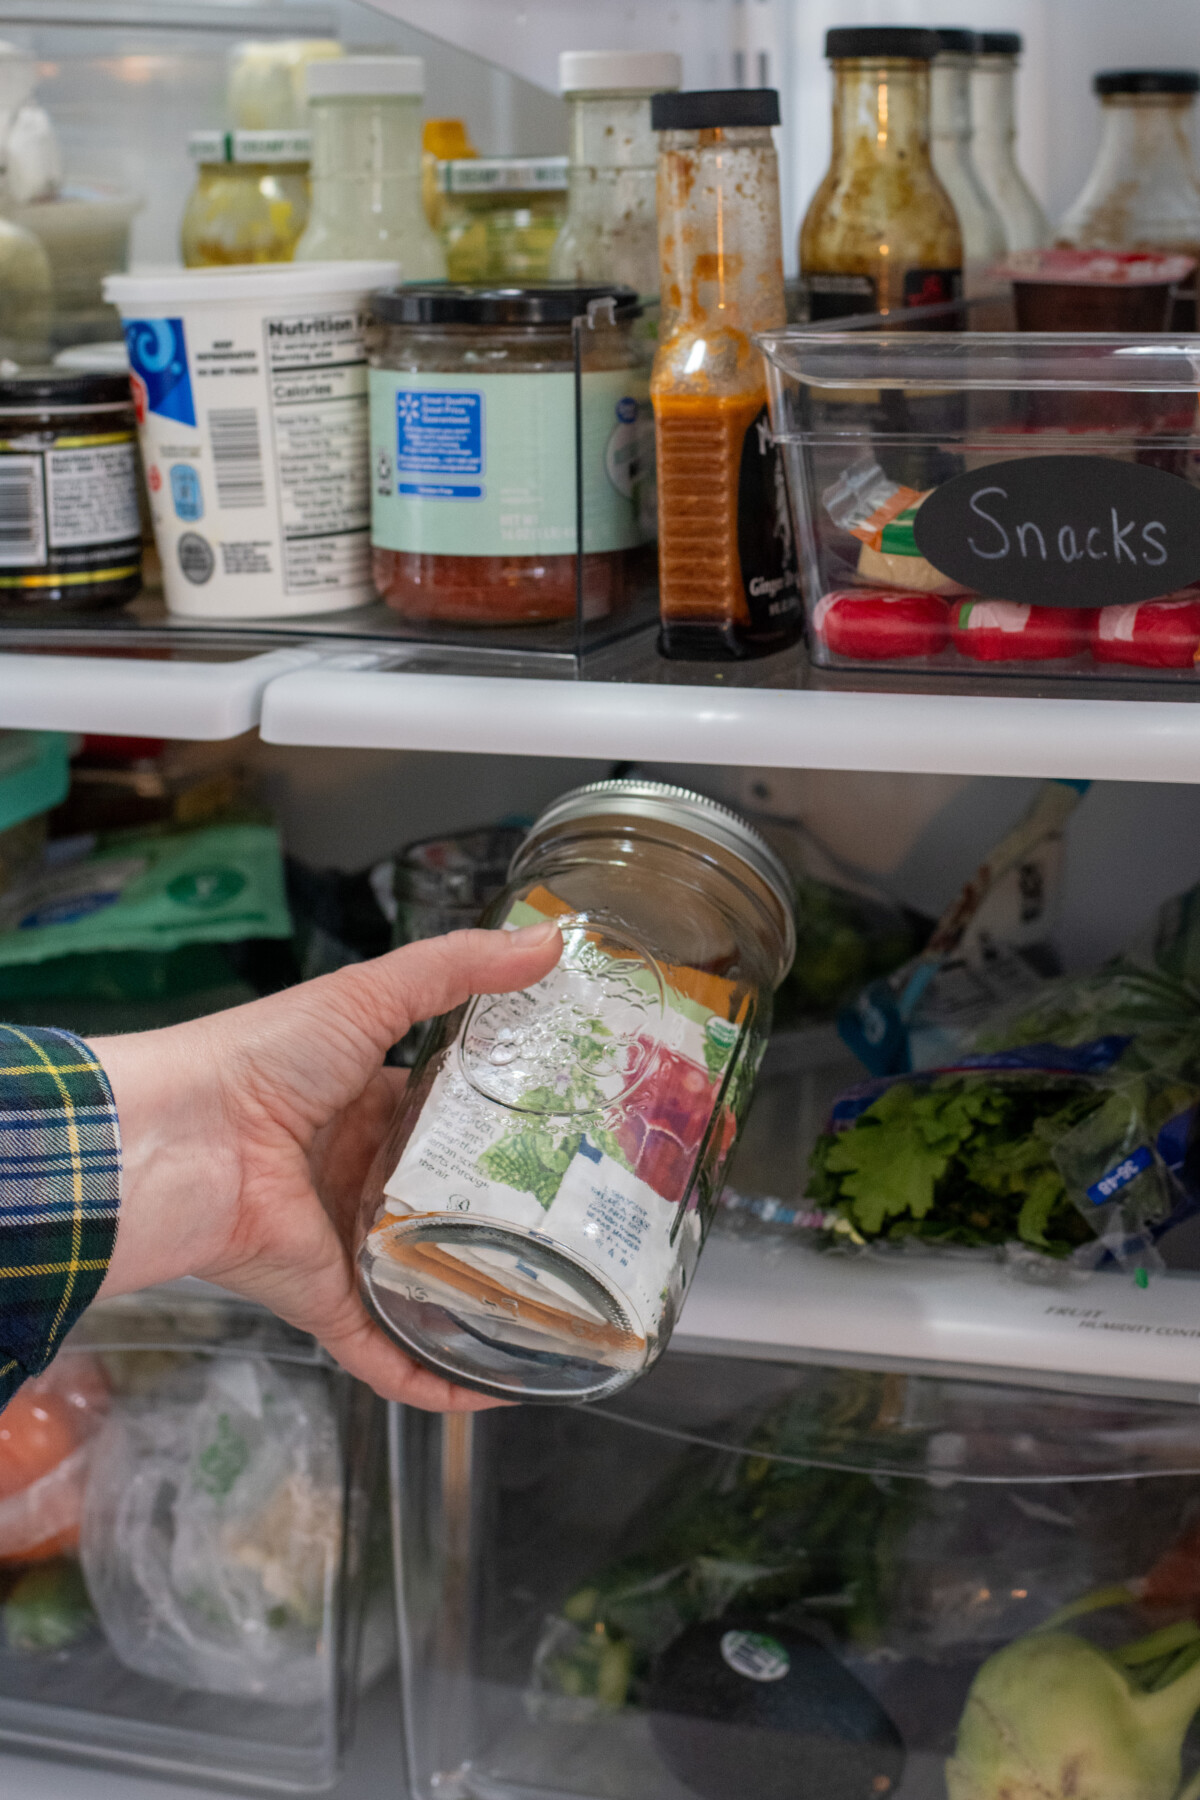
[123,304,371,616]
[46,440,140,549]
[369,367,649,559]
[368,897,744,1335]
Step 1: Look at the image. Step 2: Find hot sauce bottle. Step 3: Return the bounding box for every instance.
[800,27,963,319]
[650,88,802,660]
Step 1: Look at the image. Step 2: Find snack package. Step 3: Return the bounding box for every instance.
[823,457,971,597]
[80,1357,342,1704]
[1092,595,1200,669]
[951,600,1095,663]
[812,590,951,661]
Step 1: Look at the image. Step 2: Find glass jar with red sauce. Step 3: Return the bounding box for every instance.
[367,282,649,625]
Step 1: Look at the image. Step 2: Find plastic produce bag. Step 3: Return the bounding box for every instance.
[0,1355,109,1567]
[80,1356,342,1704]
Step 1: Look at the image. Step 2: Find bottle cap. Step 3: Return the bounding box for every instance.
[305,55,425,99]
[932,29,979,57]
[649,88,780,131]
[558,50,683,94]
[978,31,1023,55]
[370,282,641,326]
[825,27,941,61]
[1094,69,1200,96]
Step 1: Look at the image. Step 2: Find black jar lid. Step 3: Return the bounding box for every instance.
[650,88,780,131]
[978,30,1023,55]
[1095,69,1200,95]
[932,28,979,55]
[0,366,132,413]
[825,27,941,61]
[370,283,641,326]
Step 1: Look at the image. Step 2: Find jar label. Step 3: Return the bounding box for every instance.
[365,890,749,1338]
[369,368,650,558]
[0,435,141,588]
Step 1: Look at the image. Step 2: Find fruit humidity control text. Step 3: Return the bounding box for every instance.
[650,88,802,660]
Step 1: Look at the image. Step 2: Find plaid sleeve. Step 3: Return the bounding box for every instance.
[0,1025,121,1410]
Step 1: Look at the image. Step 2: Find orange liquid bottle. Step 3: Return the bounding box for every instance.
[650,89,801,659]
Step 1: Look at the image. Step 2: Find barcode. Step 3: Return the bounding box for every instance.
[0,457,46,567]
[207,408,266,510]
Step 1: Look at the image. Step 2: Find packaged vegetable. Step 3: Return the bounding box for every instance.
[0,1356,109,1566]
[80,1356,342,1703]
[1092,596,1200,669]
[813,590,950,661]
[2,1558,96,1652]
[951,600,1094,662]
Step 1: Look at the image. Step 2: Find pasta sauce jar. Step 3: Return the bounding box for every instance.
[368,283,650,624]
[0,368,141,614]
[356,779,795,1402]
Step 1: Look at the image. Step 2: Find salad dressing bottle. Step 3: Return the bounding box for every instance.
[971,31,1050,253]
[930,28,1007,288]
[801,27,962,319]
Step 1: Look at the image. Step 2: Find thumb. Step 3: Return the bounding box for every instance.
[325,920,562,1056]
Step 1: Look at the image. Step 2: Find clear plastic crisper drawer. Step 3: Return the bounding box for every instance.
[757,332,1200,687]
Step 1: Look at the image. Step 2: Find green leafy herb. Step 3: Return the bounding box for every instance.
[479,1127,582,1210]
[195,1412,250,1498]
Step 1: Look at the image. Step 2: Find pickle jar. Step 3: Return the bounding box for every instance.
[355,779,796,1403]
[180,129,311,267]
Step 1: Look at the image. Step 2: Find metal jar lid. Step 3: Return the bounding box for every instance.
[512,779,797,983]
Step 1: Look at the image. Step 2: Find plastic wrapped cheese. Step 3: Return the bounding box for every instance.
[813,590,950,661]
[951,600,1094,663]
[1092,597,1200,669]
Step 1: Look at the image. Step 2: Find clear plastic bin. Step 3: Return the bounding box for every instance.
[0,1282,382,1792]
[391,1347,1200,1800]
[757,332,1200,685]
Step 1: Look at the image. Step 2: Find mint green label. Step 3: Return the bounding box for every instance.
[369,367,647,557]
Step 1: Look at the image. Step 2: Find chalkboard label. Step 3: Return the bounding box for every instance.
[912,455,1200,609]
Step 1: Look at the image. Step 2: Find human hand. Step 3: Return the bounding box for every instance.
[91,921,562,1412]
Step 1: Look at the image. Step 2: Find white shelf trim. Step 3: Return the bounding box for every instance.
[260,666,1200,782]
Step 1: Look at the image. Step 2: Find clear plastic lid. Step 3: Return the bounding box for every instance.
[756,330,1200,392]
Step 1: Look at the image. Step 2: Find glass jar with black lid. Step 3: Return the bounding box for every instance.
[367,281,650,626]
[0,368,141,615]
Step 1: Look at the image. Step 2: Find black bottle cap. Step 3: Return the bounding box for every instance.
[650,88,781,130]
[1094,69,1200,95]
[0,367,132,411]
[979,31,1023,55]
[933,28,979,55]
[824,27,941,62]
[370,283,640,325]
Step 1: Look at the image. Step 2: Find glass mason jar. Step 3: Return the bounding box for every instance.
[800,27,962,319]
[180,130,310,267]
[440,157,569,283]
[355,779,796,1403]
[293,57,446,277]
[930,28,1007,292]
[651,87,802,660]
[548,49,682,299]
[971,31,1050,254]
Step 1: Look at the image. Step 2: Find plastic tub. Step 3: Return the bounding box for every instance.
[996,248,1196,331]
[103,260,398,619]
[756,330,1200,686]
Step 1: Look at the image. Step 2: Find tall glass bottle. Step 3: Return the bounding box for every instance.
[801,27,962,319]
[549,49,681,299]
[930,28,1007,287]
[970,31,1050,252]
[1060,69,1200,256]
[651,88,801,660]
[294,56,446,276]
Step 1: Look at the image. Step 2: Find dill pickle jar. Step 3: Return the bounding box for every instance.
[356,779,795,1403]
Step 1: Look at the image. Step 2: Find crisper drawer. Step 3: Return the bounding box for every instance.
[0,1282,386,1794]
[392,1351,1200,1800]
[759,331,1200,688]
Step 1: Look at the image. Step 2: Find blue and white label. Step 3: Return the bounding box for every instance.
[1088,1145,1154,1207]
[123,317,196,428]
[396,388,484,499]
[170,462,203,521]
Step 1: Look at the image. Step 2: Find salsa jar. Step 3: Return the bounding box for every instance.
[367,283,650,625]
[355,778,796,1402]
[0,367,141,614]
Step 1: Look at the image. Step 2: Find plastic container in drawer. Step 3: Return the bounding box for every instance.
[757,332,1200,683]
[0,1282,383,1792]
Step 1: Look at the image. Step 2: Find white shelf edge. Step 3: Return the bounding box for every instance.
[677,1236,1200,1398]
[0,647,323,741]
[259,666,1200,782]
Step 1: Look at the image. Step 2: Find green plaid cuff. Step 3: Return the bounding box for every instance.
[0,1025,121,1409]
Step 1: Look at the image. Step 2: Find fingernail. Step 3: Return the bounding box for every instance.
[507,920,562,949]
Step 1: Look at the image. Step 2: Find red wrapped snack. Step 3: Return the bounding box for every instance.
[951,600,1093,662]
[812,589,950,661]
[1092,597,1200,669]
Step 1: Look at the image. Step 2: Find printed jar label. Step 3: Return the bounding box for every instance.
[736,404,802,634]
[366,890,746,1334]
[806,273,877,322]
[123,304,371,614]
[369,367,649,558]
[0,435,140,585]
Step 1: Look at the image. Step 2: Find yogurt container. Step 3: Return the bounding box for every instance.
[103,261,399,619]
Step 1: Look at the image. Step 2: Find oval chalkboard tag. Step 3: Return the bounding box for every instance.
[911,455,1200,609]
